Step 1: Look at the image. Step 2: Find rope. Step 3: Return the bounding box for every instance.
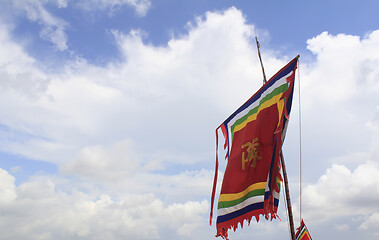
[297,59,303,223]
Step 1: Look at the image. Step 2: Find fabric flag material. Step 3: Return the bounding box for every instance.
[210,56,299,238]
[295,219,312,240]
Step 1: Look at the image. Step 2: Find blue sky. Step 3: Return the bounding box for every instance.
[8,1,379,66]
[0,0,379,239]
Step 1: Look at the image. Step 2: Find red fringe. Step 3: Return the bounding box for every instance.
[215,208,280,238]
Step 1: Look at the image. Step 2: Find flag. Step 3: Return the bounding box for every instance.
[295,219,312,240]
[210,56,299,238]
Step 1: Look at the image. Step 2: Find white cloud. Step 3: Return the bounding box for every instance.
[10,166,22,173]
[298,98,379,235]
[12,0,69,51]
[0,25,47,93]
[7,0,151,51]
[62,140,141,181]
[75,0,151,16]
[0,168,17,204]
[304,30,379,106]
[300,112,379,235]
[1,4,379,239]
[0,168,210,240]
[335,224,349,231]
[302,161,379,221]
[1,7,268,171]
[290,30,379,181]
[359,212,379,232]
[280,30,379,239]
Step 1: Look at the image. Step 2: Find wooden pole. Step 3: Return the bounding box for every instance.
[280,151,296,240]
[255,37,267,84]
[255,37,296,240]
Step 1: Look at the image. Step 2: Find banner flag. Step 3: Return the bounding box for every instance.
[295,219,313,240]
[210,56,299,238]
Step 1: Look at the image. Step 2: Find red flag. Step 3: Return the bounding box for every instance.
[295,219,313,240]
[210,56,299,237]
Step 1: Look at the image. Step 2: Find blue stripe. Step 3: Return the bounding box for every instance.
[274,198,279,207]
[267,139,278,191]
[216,195,279,224]
[222,122,230,159]
[264,191,279,207]
[295,224,305,239]
[264,191,270,200]
[216,202,264,224]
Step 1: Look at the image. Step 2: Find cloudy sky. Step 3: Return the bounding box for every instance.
[0,0,379,239]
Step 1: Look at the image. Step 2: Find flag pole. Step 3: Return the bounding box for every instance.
[280,151,296,240]
[255,37,267,84]
[255,37,296,240]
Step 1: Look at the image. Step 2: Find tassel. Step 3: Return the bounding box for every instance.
[210,127,220,225]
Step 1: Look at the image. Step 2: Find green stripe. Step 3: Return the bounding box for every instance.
[217,188,265,209]
[230,83,289,140]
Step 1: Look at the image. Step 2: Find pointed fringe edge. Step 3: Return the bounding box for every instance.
[215,209,280,239]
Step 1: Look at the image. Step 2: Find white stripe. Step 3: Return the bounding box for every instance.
[265,170,281,199]
[217,195,264,216]
[217,192,281,217]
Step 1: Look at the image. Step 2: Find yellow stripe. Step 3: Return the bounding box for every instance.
[218,182,266,202]
[276,177,281,184]
[233,94,283,133]
[276,98,285,128]
[299,231,307,239]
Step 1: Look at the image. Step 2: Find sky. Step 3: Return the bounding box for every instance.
[0,0,379,239]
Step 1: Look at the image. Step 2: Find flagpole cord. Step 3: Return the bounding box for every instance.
[281,180,292,240]
[297,59,303,223]
[280,152,296,240]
